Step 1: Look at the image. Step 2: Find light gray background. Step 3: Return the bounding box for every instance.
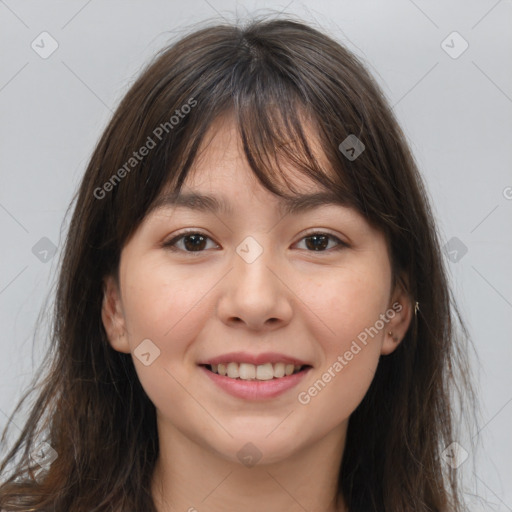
[1,0,511,508]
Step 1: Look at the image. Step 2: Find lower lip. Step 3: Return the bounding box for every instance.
[199,365,311,400]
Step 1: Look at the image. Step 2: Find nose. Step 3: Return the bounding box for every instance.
[216,237,293,331]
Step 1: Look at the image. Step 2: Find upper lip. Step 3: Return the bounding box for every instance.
[198,352,312,367]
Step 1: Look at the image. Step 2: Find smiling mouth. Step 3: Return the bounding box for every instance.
[201,362,311,381]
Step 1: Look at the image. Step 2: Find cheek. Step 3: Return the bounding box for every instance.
[305,262,391,348]
[296,303,384,428]
[120,258,212,347]
[297,353,379,429]
[294,265,389,416]
[119,259,213,414]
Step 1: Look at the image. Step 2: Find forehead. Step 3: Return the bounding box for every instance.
[150,112,354,216]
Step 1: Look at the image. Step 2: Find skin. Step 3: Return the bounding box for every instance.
[102,114,412,512]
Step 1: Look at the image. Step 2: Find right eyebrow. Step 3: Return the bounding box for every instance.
[149,190,353,217]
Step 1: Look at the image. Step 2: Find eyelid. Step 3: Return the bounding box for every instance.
[299,228,350,247]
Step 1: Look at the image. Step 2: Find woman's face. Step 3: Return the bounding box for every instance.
[102,115,412,466]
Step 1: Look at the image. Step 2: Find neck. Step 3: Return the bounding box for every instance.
[151,415,348,512]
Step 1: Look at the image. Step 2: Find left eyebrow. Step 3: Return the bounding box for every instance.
[149,190,353,217]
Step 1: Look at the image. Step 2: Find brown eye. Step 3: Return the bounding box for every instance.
[163,231,218,253]
[296,233,347,252]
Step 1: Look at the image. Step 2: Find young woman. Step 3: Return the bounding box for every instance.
[0,16,476,512]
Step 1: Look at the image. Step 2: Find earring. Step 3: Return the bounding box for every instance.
[388,331,399,342]
[414,301,420,315]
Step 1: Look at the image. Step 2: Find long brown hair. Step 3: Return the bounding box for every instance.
[0,15,477,511]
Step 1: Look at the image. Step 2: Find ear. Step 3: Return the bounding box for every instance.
[380,272,414,356]
[101,274,131,354]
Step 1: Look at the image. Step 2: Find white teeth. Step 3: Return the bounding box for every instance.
[207,362,305,380]
[273,362,285,378]
[239,363,256,380]
[226,362,239,378]
[256,363,274,381]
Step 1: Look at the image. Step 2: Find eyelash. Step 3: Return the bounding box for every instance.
[162,229,349,255]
